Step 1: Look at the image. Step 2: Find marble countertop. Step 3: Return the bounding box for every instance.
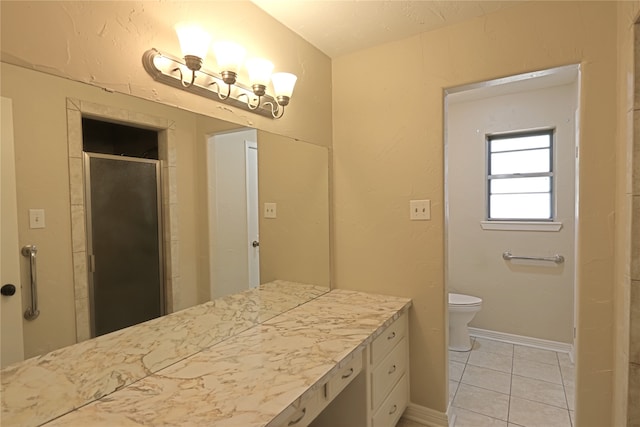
[2,287,410,427]
[1,280,328,427]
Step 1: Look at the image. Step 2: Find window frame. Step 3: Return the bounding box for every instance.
[486,129,555,222]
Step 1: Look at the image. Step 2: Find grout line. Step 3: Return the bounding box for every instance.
[559,351,575,427]
[507,344,514,424]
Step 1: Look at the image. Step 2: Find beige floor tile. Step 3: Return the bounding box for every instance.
[513,357,562,384]
[461,364,512,394]
[450,380,459,404]
[473,338,514,356]
[453,383,510,421]
[511,375,567,408]
[513,345,559,365]
[450,360,465,382]
[453,407,508,427]
[450,349,472,363]
[468,349,513,374]
[557,352,573,368]
[560,363,575,387]
[509,396,572,427]
[564,384,575,411]
[570,410,575,426]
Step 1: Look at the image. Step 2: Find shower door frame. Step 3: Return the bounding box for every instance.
[83,152,165,337]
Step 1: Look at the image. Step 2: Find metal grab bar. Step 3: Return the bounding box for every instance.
[502,251,564,264]
[21,245,40,320]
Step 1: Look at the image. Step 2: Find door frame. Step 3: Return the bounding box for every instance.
[66,98,179,343]
[245,140,260,289]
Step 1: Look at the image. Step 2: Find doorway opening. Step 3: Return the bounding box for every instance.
[444,65,580,422]
[66,98,180,343]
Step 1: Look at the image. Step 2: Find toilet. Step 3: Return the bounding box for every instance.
[448,293,482,351]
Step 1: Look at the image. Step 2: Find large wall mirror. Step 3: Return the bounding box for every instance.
[1,61,330,361]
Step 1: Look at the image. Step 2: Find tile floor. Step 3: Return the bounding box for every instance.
[396,337,575,427]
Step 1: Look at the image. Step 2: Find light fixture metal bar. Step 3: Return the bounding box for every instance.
[142,48,278,118]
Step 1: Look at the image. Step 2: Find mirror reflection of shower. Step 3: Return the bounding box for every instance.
[82,118,164,337]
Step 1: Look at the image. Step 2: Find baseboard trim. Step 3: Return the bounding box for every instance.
[402,402,449,427]
[468,327,573,354]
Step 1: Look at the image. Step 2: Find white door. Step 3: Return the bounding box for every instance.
[245,141,260,289]
[1,96,25,367]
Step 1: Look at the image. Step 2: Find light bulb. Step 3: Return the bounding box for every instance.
[174,23,211,65]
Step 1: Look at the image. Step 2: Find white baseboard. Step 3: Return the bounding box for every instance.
[468,327,573,354]
[402,402,449,427]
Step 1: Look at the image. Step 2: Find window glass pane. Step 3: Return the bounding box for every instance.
[490,177,551,194]
[490,134,550,153]
[490,193,551,219]
[490,148,550,175]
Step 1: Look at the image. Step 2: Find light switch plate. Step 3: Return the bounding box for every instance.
[29,209,45,229]
[410,200,431,220]
[264,202,277,219]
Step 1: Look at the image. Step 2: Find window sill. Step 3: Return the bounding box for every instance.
[480,221,563,232]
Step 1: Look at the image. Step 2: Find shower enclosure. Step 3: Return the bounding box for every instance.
[84,152,164,337]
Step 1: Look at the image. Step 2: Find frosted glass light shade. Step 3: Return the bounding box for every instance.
[174,23,211,60]
[246,58,274,86]
[213,41,246,73]
[271,72,297,98]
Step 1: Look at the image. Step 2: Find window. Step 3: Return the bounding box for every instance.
[487,130,554,220]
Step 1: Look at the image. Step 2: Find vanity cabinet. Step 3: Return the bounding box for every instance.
[309,311,409,427]
[369,312,409,427]
[12,290,411,427]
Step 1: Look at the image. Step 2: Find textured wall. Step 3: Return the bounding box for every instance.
[333,2,617,424]
[0,1,332,147]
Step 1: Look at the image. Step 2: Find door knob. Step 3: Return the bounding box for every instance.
[252,241,260,247]
[1,284,16,296]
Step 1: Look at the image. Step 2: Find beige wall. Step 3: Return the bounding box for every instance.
[333,2,617,425]
[447,82,577,344]
[615,2,640,426]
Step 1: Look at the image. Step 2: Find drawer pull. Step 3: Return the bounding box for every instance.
[389,404,398,415]
[287,408,306,426]
[388,364,397,375]
[341,368,354,379]
[387,331,396,340]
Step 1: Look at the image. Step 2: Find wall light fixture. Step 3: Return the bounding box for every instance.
[142,23,297,119]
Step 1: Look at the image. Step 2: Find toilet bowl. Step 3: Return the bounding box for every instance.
[448,293,482,351]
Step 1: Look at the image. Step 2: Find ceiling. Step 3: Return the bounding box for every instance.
[251,0,519,58]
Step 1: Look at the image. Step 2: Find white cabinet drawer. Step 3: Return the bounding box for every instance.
[325,351,363,400]
[372,373,408,427]
[371,313,407,366]
[371,336,407,409]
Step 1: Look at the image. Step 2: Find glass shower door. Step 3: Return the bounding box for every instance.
[84,153,164,337]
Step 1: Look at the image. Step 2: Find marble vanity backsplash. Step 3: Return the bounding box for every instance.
[0,280,327,427]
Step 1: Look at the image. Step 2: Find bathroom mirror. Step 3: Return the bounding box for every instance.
[1,61,330,360]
